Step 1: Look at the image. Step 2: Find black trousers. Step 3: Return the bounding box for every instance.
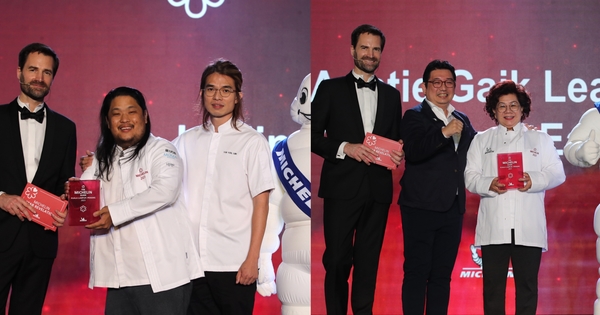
[481,230,542,315]
[105,282,192,315]
[187,272,256,315]
[400,197,462,315]
[0,225,54,315]
[322,186,390,315]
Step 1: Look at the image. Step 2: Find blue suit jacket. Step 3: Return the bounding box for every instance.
[398,100,476,213]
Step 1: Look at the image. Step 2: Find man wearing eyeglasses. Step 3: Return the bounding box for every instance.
[398,59,476,314]
[173,59,274,315]
[312,24,403,315]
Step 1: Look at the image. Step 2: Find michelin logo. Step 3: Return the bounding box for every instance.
[168,0,224,19]
[460,244,513,278]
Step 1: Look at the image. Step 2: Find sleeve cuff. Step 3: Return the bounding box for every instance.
[336,142,348,159]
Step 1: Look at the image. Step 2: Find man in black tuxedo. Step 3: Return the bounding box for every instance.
[399,60,476,314]
[0,43,76,315]
[312,24,403,315]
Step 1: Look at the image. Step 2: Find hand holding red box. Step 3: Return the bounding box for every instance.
[497,152,525,189]
[362,132,403,169]
[20,183,67,232]
[68,179,101,226]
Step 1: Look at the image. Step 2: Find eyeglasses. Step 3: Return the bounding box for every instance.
[427,80,455,88]
[496,101,521,113]
[203,86,236,98]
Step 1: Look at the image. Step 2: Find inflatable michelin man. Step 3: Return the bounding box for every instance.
[258,74,311,315]
[563,102,600,315]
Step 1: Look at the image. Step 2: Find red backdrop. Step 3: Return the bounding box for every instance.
[0,1,309,314]
[2,0,600,314]
[311,1,600,314]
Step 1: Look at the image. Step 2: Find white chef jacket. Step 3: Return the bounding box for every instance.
[82,135,203,293]
[465,123,565,251]
[173,119,275,272]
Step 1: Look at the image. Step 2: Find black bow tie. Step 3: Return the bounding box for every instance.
[20,106,45,123]
[356,78,376,91]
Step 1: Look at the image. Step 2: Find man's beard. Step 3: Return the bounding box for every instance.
[20,74,50,102]
[353,52,380,74]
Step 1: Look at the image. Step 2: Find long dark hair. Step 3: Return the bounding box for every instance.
[199,59,244,130]
[96,86,151,180]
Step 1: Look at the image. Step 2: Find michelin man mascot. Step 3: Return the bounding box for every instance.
[257,74,311,315]
[563,102,600,314]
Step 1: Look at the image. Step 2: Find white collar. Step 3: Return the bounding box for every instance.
[498,122,524,133]
[17,97,45,113]
[352,70,375,82]
[208,118,245,133]
[425,99,455,119]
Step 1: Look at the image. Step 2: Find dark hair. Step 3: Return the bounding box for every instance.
[96,86,151,180]
[19,43,60,76]
[351,24,386,52]
[484,80,531,124]
[199,59,244,130]
[422,59,456,84]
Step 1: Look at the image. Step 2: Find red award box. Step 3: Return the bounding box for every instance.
[362,132,403,169]
[497,152,525,189]
[20,183,67,232]
[68,179,101,226]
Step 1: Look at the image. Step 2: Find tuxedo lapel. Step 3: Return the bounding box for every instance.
[33,106,55,184]
[372,78,386,134]
[450,111,464,124]
[7,101,28,184]
[420,101,446,129]
[451,111,470,151]
[344,73,366,135]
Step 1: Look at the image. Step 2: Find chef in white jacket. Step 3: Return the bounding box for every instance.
[78,86,202,315]
[174,60,274,315]
[464,80,565,315]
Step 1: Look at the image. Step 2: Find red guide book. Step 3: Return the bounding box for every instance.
[497,152,525,190]
[362,132,403,169]
[20,183,67,232]
[68,180,101,226]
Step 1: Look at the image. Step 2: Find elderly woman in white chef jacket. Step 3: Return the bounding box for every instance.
[465,80,565,315]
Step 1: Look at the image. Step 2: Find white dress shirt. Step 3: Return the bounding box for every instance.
[425,99,460,151]
[336,70,378,159]
[17,97,46,182]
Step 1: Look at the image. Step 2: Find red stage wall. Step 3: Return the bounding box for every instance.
[0,1,309,314]
[311,1,600,314]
